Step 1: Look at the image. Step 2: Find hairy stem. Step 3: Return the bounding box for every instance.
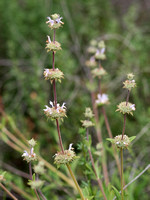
[51,29,84,199]
[121,148,124,200]
[122,90,130,140]
[0,183,18,200]
[66,164,85,200]
[86,129,107,200]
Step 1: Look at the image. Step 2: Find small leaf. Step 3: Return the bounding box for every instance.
[129,136,136,142]
[112,186,121,200]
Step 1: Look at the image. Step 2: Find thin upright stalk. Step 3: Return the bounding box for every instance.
[29,162,40,200]
[0,182,18,200]
[86,129,107,200]
[51,29,84,199]
[120,148,124,200]
[66,164,85,200]
[90,76,109,185]
[121,90,130,140]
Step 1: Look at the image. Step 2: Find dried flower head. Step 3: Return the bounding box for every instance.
[81,120,94,128]
[45,36,61,52]
[84,107,94,119]
[22,147,37,162]
[54,144,77,166]
[43,101,67,120]
[91,67,107,78]
[28,180,44,189]
[116,102,136,115]
[46,14,64,29]
[43,68,64,83]
[34,161,45,175]
[85,56,97,68]
[95,93,109,106]
[107,135,136,149]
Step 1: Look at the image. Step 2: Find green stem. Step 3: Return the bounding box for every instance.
[66,164,85,200]
[121,148,124,200]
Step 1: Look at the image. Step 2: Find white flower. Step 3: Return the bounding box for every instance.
[22,151,29,157]
[46,17,54,26]
[101,47,105,54]
[69,143,73,150]
[130,104,135,111]
[131,80,135,83]
[96,93,109,105]
[47,35,51,43]
[55,17,63,24]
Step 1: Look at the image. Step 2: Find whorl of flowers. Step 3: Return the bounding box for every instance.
[34,161,45,175]
[123,73,136,90]
[91,67,107,78]
[54,144,77,166]
[116,102,135,116]
[95,93,109,106]
[22,147,37,162]
[28,180,44,190]
[46,14,64,29]
[43,68,64,83]
[85,56,97,68]
[43,101,67,120]
[81,120,94,128]
[107,135,136,149]
[45,35,61,52]
[84,107,94,118]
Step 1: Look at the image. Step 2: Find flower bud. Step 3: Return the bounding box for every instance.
[28,138,36,147]
[84,107,94,119]
[127,73,134,80]
[116,102,136,115]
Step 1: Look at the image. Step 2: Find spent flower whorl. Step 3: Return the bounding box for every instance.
[43,68,64,83]
[34,161,45,175]
[95,93,109,106]
[123,73,136,90]
[91,67,107,78]
[107,135,136,149]
[116,102,135,116]
[46,14,64,29]
[84,107,94,119]
[43,101,67,120]
[54,144,77,166]
[45,36,61,52]
[28,180,44,190]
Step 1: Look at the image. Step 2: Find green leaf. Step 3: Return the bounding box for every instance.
[129,136,136,142]
[112,186,121,200]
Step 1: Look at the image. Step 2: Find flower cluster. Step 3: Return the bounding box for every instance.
[43,68,64,83]
[95,41,106,60]
[46,14,64,29]
[43,101,67,120]
[81,107,94,128]
[28,180,44,190]
[22,139,37,162]
[54,144,77,166]
[22,147,37,162]
[123,73,136,90]
[45,36,61,52]
[85,56,97,68]
[91,67,107,78]
[116,101,135,115]
[107,135,136,149]
[34,161,45,175]
[95,93,109,106]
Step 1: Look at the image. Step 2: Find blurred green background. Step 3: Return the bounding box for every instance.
[0,0,150,199]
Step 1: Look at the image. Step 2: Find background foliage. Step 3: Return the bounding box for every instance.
[0,0,150,199]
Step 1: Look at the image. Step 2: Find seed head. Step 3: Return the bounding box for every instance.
[43,68,64,83]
